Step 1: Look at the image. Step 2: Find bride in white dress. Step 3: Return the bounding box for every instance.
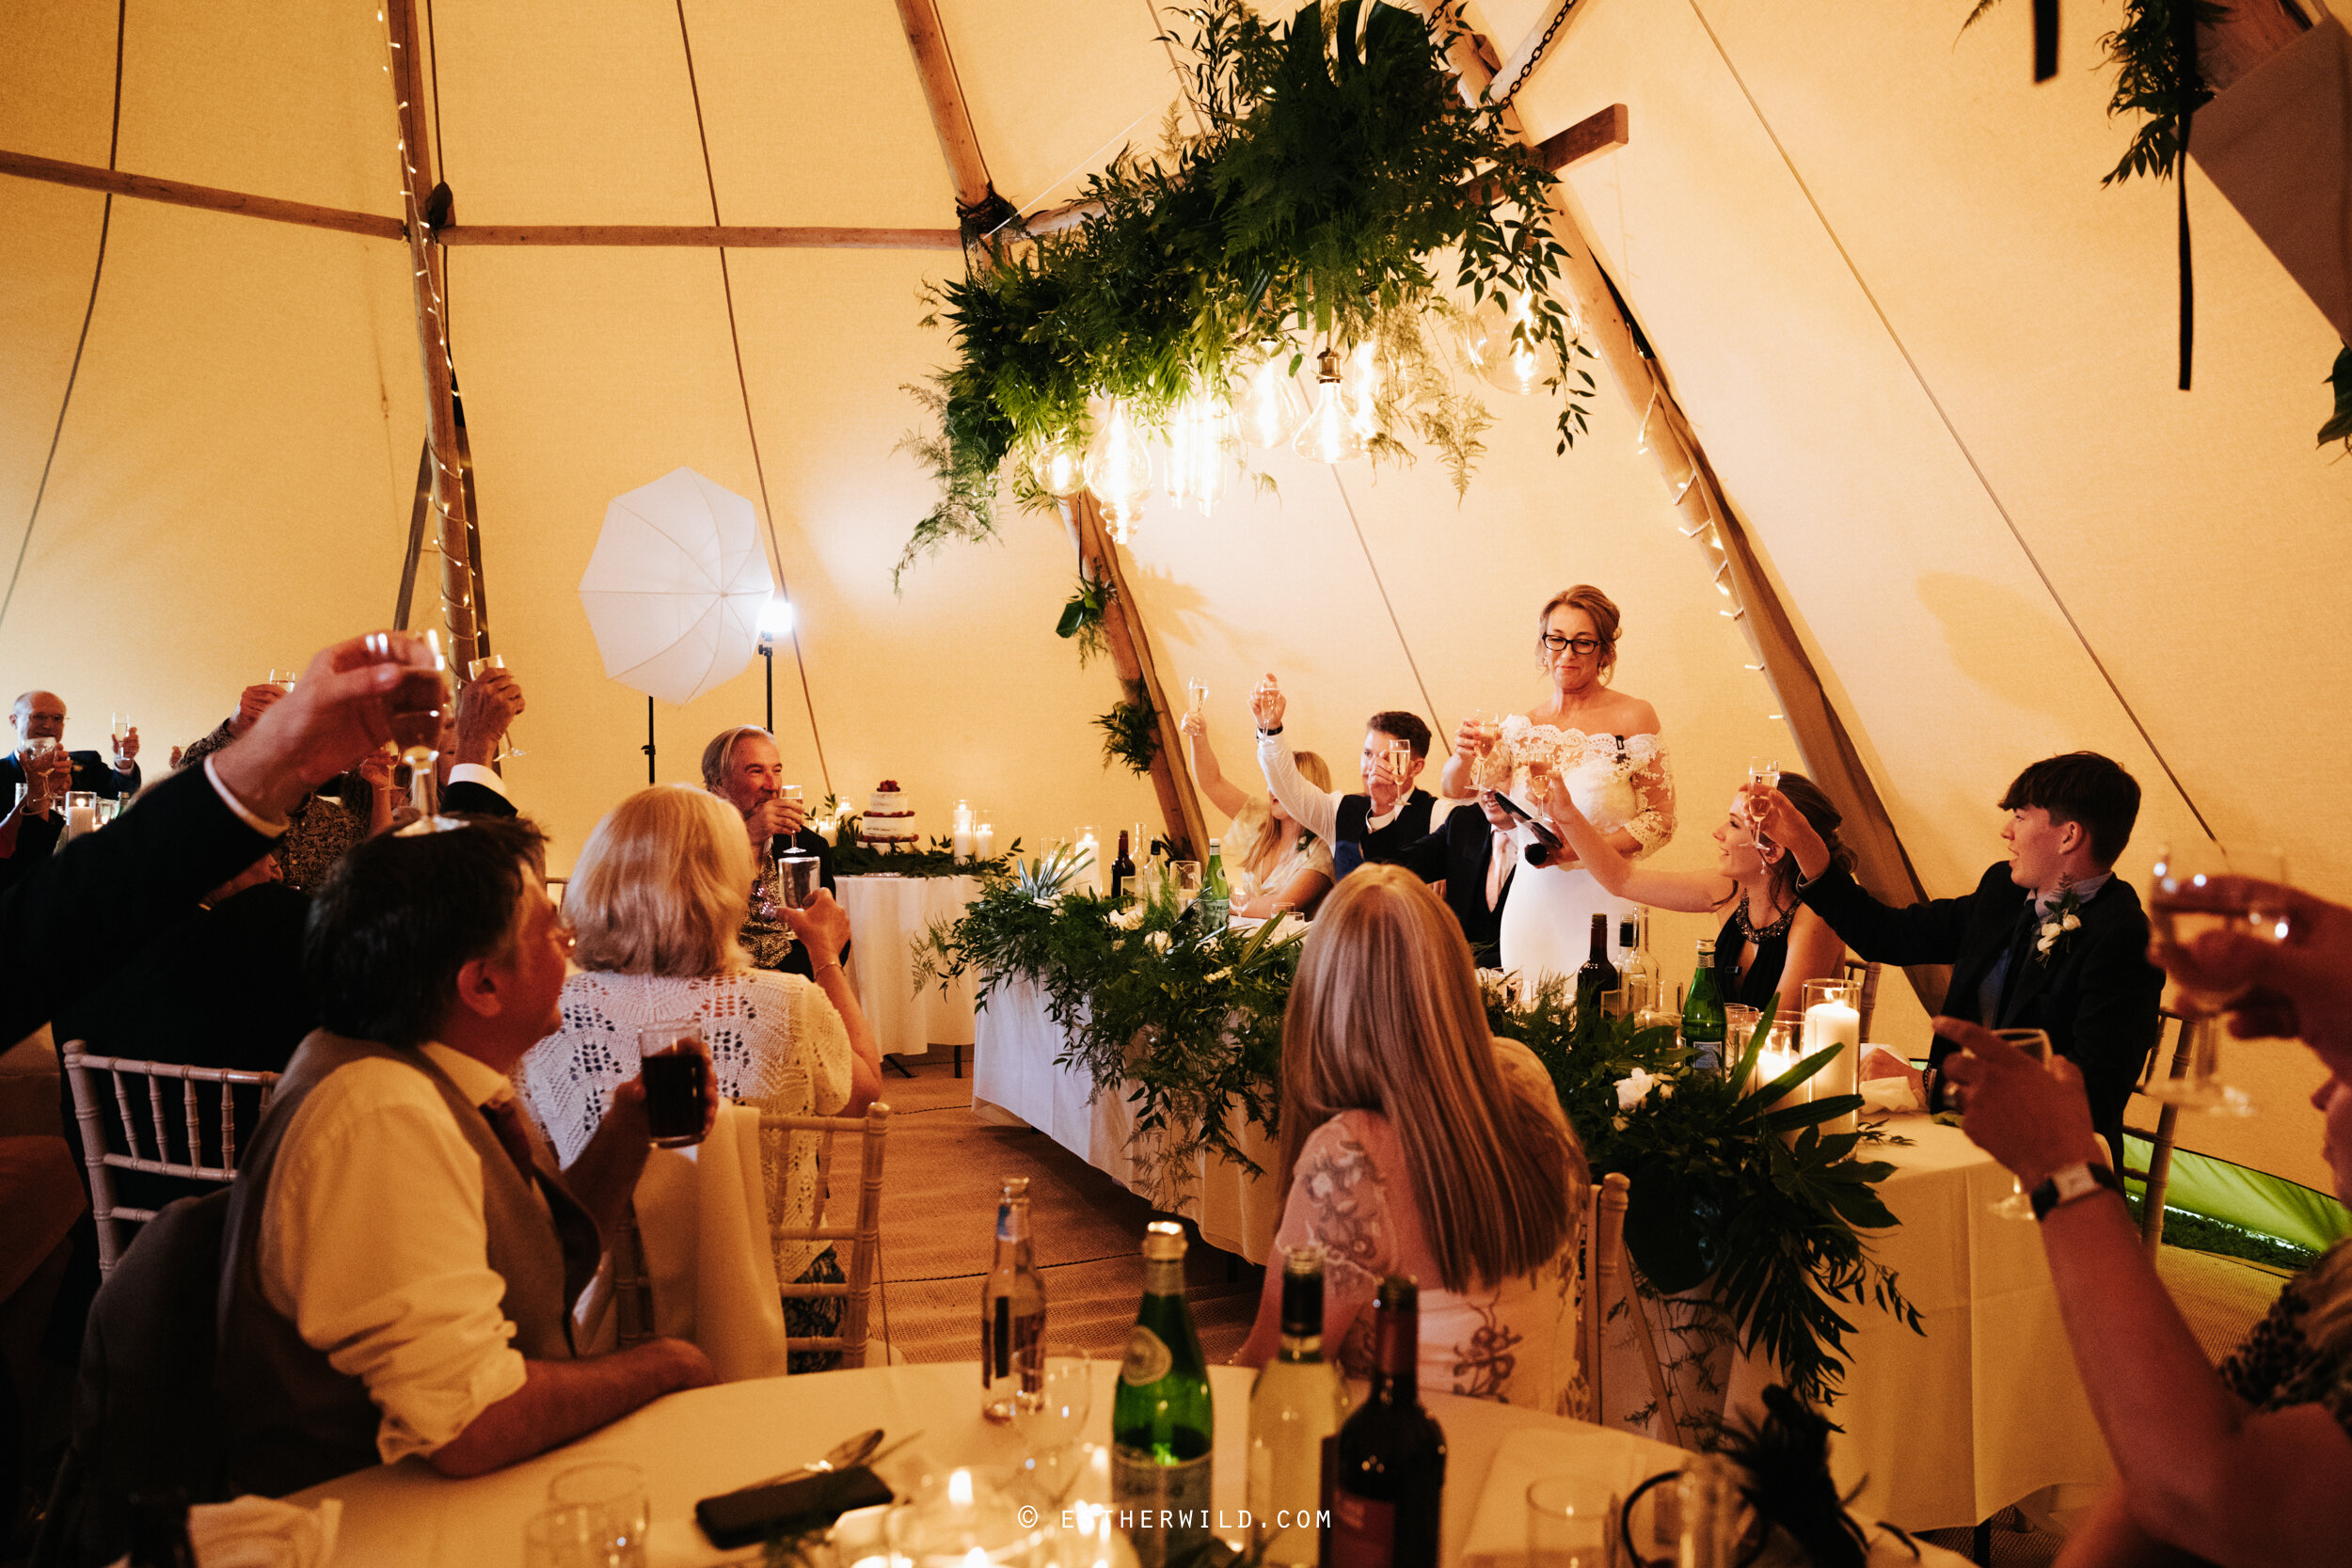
[1438,585,1676,982]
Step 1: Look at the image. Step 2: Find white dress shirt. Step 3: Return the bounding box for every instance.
[1254,730,1455,847]
[258,1042,534,1464]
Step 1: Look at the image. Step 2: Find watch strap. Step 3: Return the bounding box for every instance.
[2030,1161,2121,1221]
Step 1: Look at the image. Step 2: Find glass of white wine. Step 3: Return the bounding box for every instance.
[1983,1028,2055,1220]
[2146,843,2286,1114]
[467,653,526,759]
[1186,677,1209,718]
[367,630,449,817]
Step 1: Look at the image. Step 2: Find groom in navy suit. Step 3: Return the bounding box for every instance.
[1393,791,1519,965]
[1756,752,2163,1169]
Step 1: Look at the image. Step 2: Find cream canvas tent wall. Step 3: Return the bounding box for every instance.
[3,0,2345,1201]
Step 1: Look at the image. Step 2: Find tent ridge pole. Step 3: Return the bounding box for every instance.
[0,148,405,241]
[1061,495,1211,863]
[387,0,478,672]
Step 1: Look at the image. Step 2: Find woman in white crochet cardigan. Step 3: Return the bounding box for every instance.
[521,784,882,1369]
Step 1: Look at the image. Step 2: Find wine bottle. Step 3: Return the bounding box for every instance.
[1248,1247,1349,1567]
[1114,1222,1215,1567]
[1111,831,1136,902]
[979,1177,1045,1422]
[1683,938,1728,1073]
[1575,912,1619,1021]
[1201,837,1231,928]
[1325,1276,1445,1567]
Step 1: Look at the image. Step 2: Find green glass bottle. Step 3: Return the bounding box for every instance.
[1114,1221,1215,1566]
[1200,836,1232,929]
[1682,937,1728,1073]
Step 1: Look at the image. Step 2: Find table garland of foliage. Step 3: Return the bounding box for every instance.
[897,0,1596,584]
[922,860,1922,1408]
[830,834,1025,879]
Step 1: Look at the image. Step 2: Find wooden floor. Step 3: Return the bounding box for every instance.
[869,1053,2291,1562]
[868,1054,1263,1367]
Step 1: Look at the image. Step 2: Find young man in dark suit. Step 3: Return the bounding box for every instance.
[1755,752,2163,1169]
[1392,790,1520,965]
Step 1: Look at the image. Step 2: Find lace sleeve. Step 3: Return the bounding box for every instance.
[1624,739,1675,859]
[1275,1115,1393,1365]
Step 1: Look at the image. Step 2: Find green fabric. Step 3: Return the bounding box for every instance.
[2124,1135,2352,1253]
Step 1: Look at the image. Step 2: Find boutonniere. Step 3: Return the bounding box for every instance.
[2034,879,2083,966]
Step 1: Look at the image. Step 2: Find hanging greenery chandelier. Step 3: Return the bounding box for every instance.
[897,0,1597,581]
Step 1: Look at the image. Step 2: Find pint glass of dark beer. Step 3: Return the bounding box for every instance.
[636,1020,710,1148]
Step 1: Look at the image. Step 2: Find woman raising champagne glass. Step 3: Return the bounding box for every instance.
[1440,585,1675,983]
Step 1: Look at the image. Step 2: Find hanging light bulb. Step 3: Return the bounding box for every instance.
[1083,398,1152,527]
[1237,342,1310,449]
[1346,340,1382,441]
[1028,430,1088,498]
[1458,291,1549,396]
[1293,349,1367,465]
[1163,383,1237,516]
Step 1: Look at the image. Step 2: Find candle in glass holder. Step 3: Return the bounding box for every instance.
[952,823,974,862]
[65,790,98,839]
[953,799,973,832]
[1074,828,1102,895]
[975,822,995,860]
[1802,983,1862,1135]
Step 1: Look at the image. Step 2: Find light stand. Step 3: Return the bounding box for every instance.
[755,597,793,738]
[758,634,775,735]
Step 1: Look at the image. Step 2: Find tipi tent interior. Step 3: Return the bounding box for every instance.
[4,0,2345,1246]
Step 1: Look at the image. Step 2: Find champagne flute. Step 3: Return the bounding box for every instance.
[1745,756,1782,849]
[1186,677,1209,718]
[466,654,526,759]
[368,630,449,817]
[1983,1028,2054,1220]
[110,713,132,768]
[1385,741,1416,795]
[2145,843,2284,1114]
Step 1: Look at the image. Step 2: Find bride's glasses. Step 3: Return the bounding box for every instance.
[1540,633,1602,658]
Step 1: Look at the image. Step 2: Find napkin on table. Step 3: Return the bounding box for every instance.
[186,1495,342,1567]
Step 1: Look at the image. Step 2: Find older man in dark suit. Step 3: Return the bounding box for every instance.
[1,689,139,802]
[1756,752,2164,1169]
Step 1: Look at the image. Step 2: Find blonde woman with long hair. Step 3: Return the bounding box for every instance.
[1181,707,1335,917]
[519,785,882,1369]
[1234,866,1590,1412]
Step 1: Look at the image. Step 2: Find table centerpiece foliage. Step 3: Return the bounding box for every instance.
[831,832,1024,880]
[924,861,1921,1406]
[896,0,1595,584]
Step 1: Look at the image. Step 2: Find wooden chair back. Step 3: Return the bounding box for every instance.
[61,1040,278,1276]
[1839,958,1883,1039]
[2122,1011,2199,1256]
[758,1102,892,1365]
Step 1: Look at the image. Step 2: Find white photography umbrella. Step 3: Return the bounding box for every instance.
[580,466,774,704]
[580,467,774,779]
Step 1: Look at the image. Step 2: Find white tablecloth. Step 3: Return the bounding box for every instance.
[1732,1119,2115,1531]
[292,1361,1969,1567]
[969,975,1281,1262]
[835,874,981,1062]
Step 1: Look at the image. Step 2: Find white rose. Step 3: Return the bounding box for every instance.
[1109,905,1144,930]
[1614,1067,1660,1112]
[1145,930,1171,954]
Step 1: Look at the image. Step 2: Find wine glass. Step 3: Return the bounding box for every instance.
[268,667,299,693]
[1983,1028,2054,1220]
[110,712,132,768]
[466,654,527,759]
[1745,756,1782,849]
[1013,1350,1093,1501]
[1186,678,1209,718]
[2145,843,2283,1114]
[367,630,449,816]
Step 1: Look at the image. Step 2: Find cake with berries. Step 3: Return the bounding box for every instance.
[858,780,919,847]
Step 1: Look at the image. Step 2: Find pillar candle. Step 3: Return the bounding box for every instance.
[1075,829,1101,895]
[952,825,974,862]
[67,803,98,838]
[975,824,995,860]
[953,800,973,832]
[1804,999,1862,1135]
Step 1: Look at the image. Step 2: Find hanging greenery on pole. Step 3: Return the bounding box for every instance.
[897,0,1596,580]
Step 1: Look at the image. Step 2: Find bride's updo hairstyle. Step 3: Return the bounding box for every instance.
[1537,584,1622,681]
[1278,865,1584,1293]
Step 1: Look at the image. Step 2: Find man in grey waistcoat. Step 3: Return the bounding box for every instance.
[214,816,717,1496]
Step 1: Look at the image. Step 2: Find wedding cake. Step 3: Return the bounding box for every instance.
[858,780,919,847]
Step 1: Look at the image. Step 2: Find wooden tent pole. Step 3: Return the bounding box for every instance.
[891,0,1015,235]
[1411,4,1938,988]
[386,0,478,672]
[1060,495,1212,863]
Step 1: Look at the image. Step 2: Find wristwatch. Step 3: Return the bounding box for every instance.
[2029,1161,2122,1221]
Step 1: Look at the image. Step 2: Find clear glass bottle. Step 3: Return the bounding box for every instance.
[979,1177,1045,1422]
[1247,1247,1349,1566]
[1113,1222,1214,1566]
[1618,911,1660,1021]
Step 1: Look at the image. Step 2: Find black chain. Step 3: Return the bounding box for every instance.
[1493,0,1576,109]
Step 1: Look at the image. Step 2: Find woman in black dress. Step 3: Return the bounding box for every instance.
[1542,770,1852,1012]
